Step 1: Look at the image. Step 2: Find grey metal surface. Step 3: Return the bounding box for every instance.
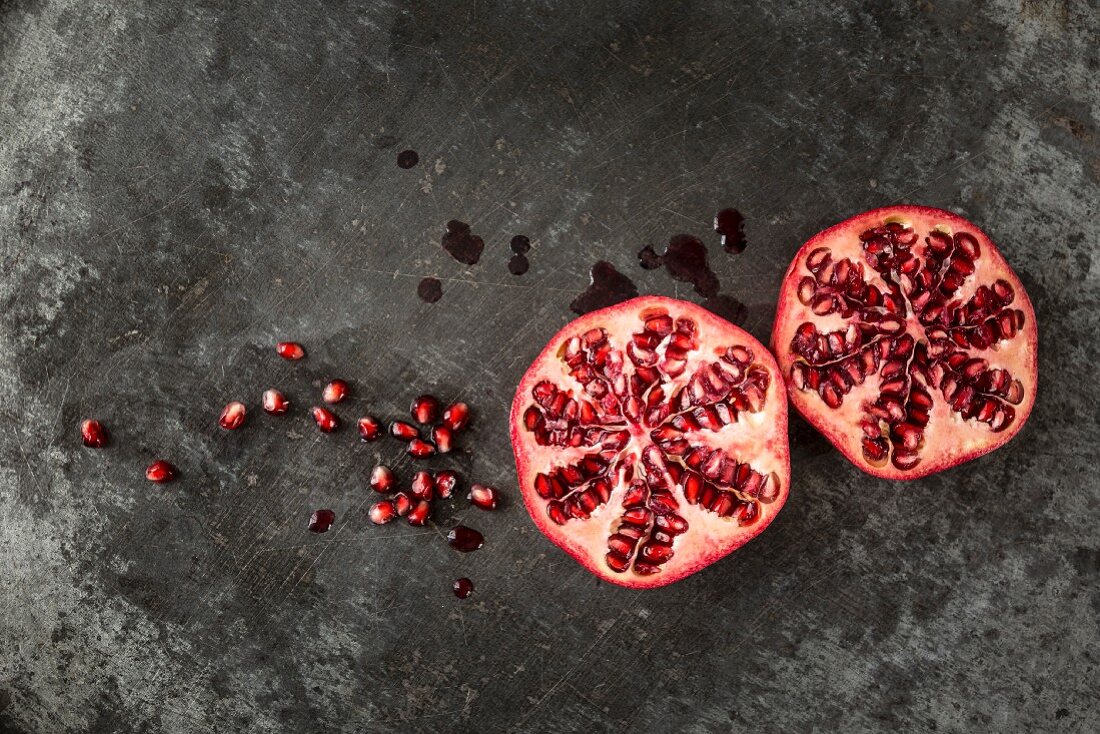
[1,1,1098,732]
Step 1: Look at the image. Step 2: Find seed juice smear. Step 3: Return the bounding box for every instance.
[417,277,443,303]
[569,261,638,315]
[714,208,746,253]
[442,220,484,265]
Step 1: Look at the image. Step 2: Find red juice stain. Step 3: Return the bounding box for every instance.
[714,208,746,253]
[397,149,419,169]
[447,525,484,552]
[510,235,531,254]
[442,220,484,265]
[418,277,442,303]
[662,234,719,297]
[308,509,336,533]
[508,254,529,275]
[453,578,474,598]
[569,261,638,315]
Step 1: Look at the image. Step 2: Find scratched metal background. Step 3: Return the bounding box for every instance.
[1,1,1098,732]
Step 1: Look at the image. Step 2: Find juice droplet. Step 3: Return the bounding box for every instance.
[638,245,662,270]
[701,294,747,325]
[508,254,529,275]
[569,261,638,315]
[397,149,419,169]
[442,220,484,265]
[418,277,442,303]
[453,577,474,598]
[662,234,719,297]
[447,525,484,552]
[714,208,746,253]
[510,235,531,254]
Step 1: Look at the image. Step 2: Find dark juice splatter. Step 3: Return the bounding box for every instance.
[308,509,335,533]
[442,220,484,265]
[397,149,419,169]
[453,578,474,599]
[510,235,531,254]
[447,525,484,552]
[417,277,442,303]
[701,294,748,325]
[508,253,529,275]
[714,208,746,253]
[663,234,719,297]
[570,261,638,315]
[638,245,662,270]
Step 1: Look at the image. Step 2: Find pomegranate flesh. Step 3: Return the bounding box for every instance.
[276,341,306,360]
[771,206,1038,479]
[146,460,177,483]
[323,379,349,404]
[510,295,790,588]
[219,401,246,430]
[263,389,290,415]
[81,419,108,448]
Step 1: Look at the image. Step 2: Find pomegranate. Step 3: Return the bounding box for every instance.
[390,420,419,441]
[772,206,1038,479]
[311,406,339,433]
[393,492,413,517]
[357,416,381,441]
[468,484,499,510]
[510,296,790,588]
[407,500,431,526]
[262,389,289,415]
[323,379,349,404]
[370,501,396,525]
[407,438,435,458]
[80,419,108,448]
[308,509,335,533]
[411,471,434,500]
[431,425,454,453]
[411,394,441,424]
[442,402,470,431]
[370,465,395,493]
[219,401,246,430]
[276,341,306,360]
[145,460,177,483]
[434,470,458,499]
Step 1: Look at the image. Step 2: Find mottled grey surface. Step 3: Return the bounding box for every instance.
[1,1,1098,732]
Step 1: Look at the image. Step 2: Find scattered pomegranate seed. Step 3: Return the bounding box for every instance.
[262,389,289,415]
[442,402,470,431]
[434,470,458,499]
[308,509,335,533]
[407,500,431,526]
[410,394,441,424]
[393,492,413,516]
[447,525,484,552]
[432,425,454,453]
[219,401,247,430]
[453,577,474,599]
[390,420,419,441]
[323,379,349,404]
[468,484,499,510]
[370,465,396,493]
[369,501,396,525]
[411,471,434,500]
[80,419,108,448]
[357,415,381,441]
[145,460,177,483]
[311,406,339,432]
[276,341,306,360]
[407,438,436,458]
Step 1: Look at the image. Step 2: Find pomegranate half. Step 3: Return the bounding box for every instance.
[772,205,1038,479]
[511,296,790,589]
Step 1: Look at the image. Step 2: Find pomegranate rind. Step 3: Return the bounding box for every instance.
[772,205,1038,480]
[511,295,791,589]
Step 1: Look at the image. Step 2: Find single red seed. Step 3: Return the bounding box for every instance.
[357,416,382,441]
[407,438,436,458]
[312,406,339,432]
[262,389,289,415]
[145,460,176,483]
[411,471,434,500]
[410,394,441,424]
[308,509,335,533]
[434,470,459,499]
[276,341,306,360]
[323,379,349,404]
[219,401,246,430]
[393,492,413,516]
[390,420,419,441]
[432,425,455,453]
[468,484,499,511]
[453,578,474,599]
[370,465,395,493]
[447,525,484,552]
[407,500,431,526]
[80,419,108,448]
[369,501,396,525]
[442,402,470,431]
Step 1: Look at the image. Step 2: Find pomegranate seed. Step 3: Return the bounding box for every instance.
[442,402,470,431]
[432,425,455,453]
[447,525,484,552]
[407,438,436,458]
[323,379,349,404]
[370,465,396,493]
[219,401,246,430]
[145,460,176,483]
[369,501,396,525]
[411,471,434,500]
[390,420,419,441]
[276,341,306,360]
[80,419,108,448]
[434,470,458,499]
[262,389,289,415]
[407,500,431,526]
[312,406,339,432]
[357,415,382,441]
[468,484,499,511]
[453,577,474,599]
[308,509,335,533]
[410,394,441,424]
[393,492,413,516]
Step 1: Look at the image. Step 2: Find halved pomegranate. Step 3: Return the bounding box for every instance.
[510,296,790,589]
[772,205,1038,479]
